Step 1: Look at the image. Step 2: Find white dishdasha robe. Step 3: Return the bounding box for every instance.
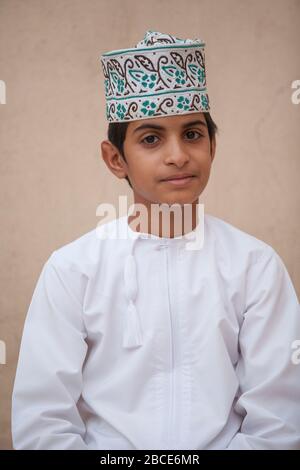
[12,213,300,450]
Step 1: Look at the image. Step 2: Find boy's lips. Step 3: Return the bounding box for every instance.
[160,174,196,186]
[161,172,195,181]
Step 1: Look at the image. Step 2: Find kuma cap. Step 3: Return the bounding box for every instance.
[100,30,210,123]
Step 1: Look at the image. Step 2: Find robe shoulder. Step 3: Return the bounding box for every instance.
[204,213,279,268]
[47,218,119,270]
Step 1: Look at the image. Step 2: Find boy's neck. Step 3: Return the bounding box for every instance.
[128,198,200,239]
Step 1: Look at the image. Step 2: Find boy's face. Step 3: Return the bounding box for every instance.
[102,112,216,207]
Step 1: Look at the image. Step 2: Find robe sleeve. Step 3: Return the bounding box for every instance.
[226,245,300,450]
[12,251,89,450]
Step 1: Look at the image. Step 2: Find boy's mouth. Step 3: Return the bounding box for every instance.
[161,173,196,186]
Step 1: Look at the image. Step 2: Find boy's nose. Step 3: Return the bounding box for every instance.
[163,137,190,166]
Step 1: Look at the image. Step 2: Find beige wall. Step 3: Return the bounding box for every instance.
[0,0,299,449]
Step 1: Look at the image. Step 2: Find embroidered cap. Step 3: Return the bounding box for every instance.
[100,30,210,123]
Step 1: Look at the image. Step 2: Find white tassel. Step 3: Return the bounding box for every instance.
[123,253,143,349]
[122,300,143,349]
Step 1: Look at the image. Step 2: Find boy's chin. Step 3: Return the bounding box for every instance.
[155,192,200,206]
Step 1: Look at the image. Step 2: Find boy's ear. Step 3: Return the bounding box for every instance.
[210,135,216,163]
[100,140,128,180]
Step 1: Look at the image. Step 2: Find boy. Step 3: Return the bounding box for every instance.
[12,30,300,450]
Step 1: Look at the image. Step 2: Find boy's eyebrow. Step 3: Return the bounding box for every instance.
[133,119,207,134]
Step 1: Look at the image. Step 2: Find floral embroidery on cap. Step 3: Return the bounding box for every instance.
[100,30,210,122]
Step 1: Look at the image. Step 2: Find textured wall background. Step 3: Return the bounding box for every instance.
[0,0,299,449]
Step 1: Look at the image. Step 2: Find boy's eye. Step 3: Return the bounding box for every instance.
[185,130,203,140]
[142,135,159,145]
[141,130,203,145]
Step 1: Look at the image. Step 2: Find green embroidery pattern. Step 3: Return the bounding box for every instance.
[101,33,210,122]
[201,94,209,110]
[141,100,157,116]
[175,70,186,85]
[141,73,157,89]
[116,103,127,120]
[117,78,125,93]
[177,96,190,111]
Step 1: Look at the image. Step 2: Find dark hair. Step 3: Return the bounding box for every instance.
[107,112,218,189]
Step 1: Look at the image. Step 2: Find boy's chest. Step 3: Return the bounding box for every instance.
[82,241,244,368]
